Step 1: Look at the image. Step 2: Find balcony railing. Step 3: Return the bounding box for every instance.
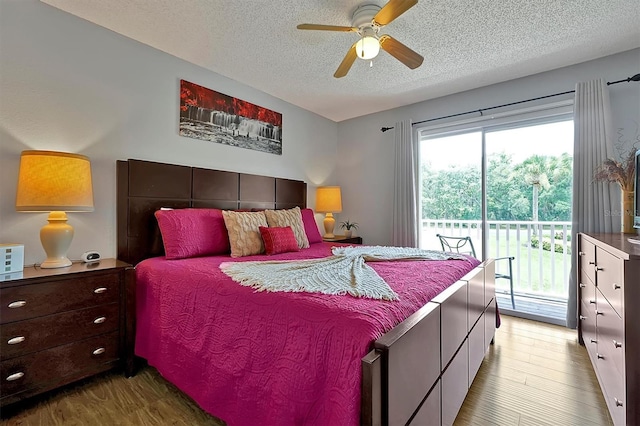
[421,219,572,301]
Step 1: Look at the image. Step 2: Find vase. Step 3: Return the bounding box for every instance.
[622,190,634,233]
[344,230,352,238]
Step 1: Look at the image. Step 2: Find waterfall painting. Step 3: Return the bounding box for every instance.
[179,80,283,155]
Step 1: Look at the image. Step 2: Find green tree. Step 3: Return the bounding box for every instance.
[421,152,572,223]
[421,163,481,220]
[521,156,551,222]
[486,153,529,221]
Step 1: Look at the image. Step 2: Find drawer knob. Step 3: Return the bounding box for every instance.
[613,283,621,290]
[588,261,595,265]
[595,310,603,316]
[6,372,24,382]
[7,300,26,309]
[595,267,603,272]
[7,336,25,345]
[93,316,107,324]
[579,283,586,288]
[597,353,605,360]
[590,338,597,344]
[578,251,586,256]
[613,340,622,348]
[579,315,587,320]
[92,347,106,356]
[614,398,623,407]
[589,299,596,304]
[93,287,108,294]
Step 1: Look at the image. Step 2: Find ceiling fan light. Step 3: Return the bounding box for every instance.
[355,36,380,60]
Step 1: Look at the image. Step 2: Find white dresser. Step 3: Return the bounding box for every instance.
[578,233,640,426]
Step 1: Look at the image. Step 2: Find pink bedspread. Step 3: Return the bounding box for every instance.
[135,243,480,426]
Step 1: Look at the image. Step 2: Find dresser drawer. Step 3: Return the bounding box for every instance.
[579,271,596,311]
[595,248,623,317]
[1,273,119,323]
[580,300,597,361]
[0,331,119,399]
[595,292,624,379]
[579,236,596,284]
[1,303,119,361]
[597,354,625,426]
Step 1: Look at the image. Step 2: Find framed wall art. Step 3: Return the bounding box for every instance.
[179,79,282,155]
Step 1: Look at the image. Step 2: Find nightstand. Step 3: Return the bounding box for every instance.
[0,259,134,408]
[323,235,363,245]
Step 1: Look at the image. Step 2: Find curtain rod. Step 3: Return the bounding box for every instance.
[380,73,640,132]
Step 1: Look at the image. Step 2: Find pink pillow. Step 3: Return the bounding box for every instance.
[259,226,300,255]
[155,208,230,259]
[301,208,323,244]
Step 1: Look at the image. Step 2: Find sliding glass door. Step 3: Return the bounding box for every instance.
[419,114,574,325]
[420,131,483,257]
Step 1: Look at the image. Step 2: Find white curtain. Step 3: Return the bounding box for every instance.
[392,119,419,247]
[566,79,617,328]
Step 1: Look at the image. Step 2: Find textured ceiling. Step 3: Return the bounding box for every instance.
[41,0,640,122]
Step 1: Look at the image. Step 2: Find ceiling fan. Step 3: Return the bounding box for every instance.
[297,0,424,78]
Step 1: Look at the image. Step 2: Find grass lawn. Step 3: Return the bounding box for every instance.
[422,225,571,299]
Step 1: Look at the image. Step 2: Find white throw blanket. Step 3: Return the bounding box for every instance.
[220,245,467,301]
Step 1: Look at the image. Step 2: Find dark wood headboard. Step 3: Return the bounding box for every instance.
[116,159,307,265]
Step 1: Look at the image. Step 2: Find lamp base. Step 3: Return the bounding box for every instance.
[40,211,74,269]
[323,213,336,239]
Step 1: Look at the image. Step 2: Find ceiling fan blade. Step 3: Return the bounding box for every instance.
[334,43,358,78]
[373,0,418,26]
[379,35,424,69]
[297,24,358,32]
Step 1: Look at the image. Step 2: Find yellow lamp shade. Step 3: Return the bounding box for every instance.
[315,186,342,213]
[16,150,94,212]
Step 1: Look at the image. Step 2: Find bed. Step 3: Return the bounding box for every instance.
[117,158,497,426]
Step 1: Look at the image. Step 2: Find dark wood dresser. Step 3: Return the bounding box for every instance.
[578,233,640,426]
[0,259,134,408]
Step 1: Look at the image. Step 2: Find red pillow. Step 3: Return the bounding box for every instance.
[155,208,230,259]
[259,226,300,255]
[301,208,323,244]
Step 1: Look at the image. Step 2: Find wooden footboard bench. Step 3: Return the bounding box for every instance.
[362,260,496,426]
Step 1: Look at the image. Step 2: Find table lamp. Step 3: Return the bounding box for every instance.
[315,186,342,238]
[15,150,94,268]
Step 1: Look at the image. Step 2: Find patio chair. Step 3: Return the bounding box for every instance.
[436,234,516,309]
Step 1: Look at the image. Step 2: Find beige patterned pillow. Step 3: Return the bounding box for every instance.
[264,207,310,249]
[222,211,268,257]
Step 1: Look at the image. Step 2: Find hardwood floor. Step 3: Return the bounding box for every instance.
[1,367,224,426]
[455,315,612,426]
[1,315,611,426]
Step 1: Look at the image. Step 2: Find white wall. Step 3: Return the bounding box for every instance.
[337,49,640,246]
[0,0,338,265]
